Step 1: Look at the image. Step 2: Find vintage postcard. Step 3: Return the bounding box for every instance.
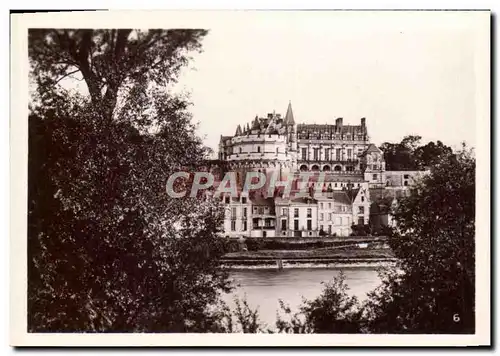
[10,10,490,346]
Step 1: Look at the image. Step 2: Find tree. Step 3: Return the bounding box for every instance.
[276,273,363,333]
[414,140,453,169]
[28,29,232,332]
[380,135,421,170]
[364,147,475,333]
[29,29,207,122]
[380,135,452,171]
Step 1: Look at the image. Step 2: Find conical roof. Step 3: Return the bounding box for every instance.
[252,116,260,129]
[284,101,295,125]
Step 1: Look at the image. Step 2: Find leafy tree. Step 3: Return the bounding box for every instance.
[364,147,475,333]
[276,273,363,333]
[380,135,421,170]
[28,29,232,332]
[380,135,452,171]
[29,29,207,122]
[414,140,453,169]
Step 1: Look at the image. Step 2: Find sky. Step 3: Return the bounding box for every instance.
[172,11,480,156]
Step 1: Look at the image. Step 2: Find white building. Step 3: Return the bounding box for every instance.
[217,102,428,238]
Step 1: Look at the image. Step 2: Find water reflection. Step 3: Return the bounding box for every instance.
[223,267,382,328]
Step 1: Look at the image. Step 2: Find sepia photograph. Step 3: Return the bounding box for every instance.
[10,9,490,347]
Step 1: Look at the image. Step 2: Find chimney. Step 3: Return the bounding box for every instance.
[267,113,273,119]
[335,117,343,127]
[361,117,366,127]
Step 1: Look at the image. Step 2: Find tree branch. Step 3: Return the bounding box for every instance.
[54,69,80,85]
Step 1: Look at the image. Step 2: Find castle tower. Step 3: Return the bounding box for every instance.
[284,101,297,171]
[360,143,386,188]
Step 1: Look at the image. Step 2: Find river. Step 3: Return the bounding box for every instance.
[223,267,382,328]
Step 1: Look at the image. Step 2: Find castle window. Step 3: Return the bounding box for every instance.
[257,146,261,153]
[373,174,378,180]
[225,196,230,204]
[307,208,312,218]
[294,208,299,218]
[313,148,319,161]
[242,197,247,204]
[361,197,365,202]
[242,221,247,231]
[239,147,242,153]
[231,221,236,231]
[359,206,365,214]
[276,147,279,154]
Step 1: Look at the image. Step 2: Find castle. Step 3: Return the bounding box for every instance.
[216,102,427,238]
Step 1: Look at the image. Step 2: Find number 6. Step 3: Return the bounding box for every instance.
[453,314,460,322]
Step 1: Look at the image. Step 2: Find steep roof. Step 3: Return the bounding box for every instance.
[284,101,295,125]
[332,191,352,205]
[345,188,360,202]
[235,124,242,136]
[315,191,352,205]
[364,144,382,154]
[369,188,406,202]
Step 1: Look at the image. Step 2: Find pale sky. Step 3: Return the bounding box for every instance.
[49,12,484,156]
[173,11,482,156]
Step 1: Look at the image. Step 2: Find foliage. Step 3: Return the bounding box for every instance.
[380,135,453,171]
[29,29,207,122]
[276,273,363,333]
[214,297,271,333]
[364,147,475,333]
[28,29,235,332]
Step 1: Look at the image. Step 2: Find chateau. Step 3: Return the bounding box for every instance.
[217,102,427,238]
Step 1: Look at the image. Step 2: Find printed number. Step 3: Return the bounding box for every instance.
[453,314,460,322]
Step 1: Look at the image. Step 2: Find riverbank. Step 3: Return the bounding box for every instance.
[221,247,396,269]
